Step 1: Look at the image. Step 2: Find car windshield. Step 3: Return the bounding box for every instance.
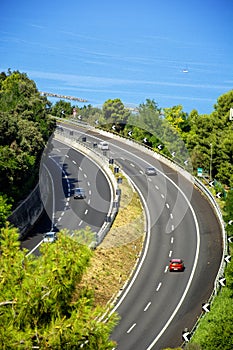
[45,232,55,238]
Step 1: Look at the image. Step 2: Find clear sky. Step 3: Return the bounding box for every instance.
[0,0,232,114]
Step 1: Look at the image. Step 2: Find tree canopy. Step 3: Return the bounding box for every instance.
[0,225,118,349]
[0,70,56,209]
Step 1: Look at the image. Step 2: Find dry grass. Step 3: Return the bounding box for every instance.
[79,176,145,307]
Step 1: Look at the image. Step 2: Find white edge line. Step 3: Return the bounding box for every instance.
[109,182,151,315]
[146,186,200,349]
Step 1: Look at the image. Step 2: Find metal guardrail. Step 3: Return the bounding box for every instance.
[54,130,121,247]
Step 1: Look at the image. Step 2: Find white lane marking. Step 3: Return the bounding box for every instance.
[170,213,173,219]
[58,217,61,222]
[61,211,65,217]
[164,266,169,273]
[72,160,76,164]
[139,170,144,174]
[171,237,174,244]
[87,181,90,186]
[66,201,69,206]
[88,199,91,204]
[171,224,174,231]
[166,203,170,209]
[127,323,136,334]
[161,193,165,199]
[155,185,159,190]
[79,166,83,171]
[84,173,87,178]
[156,282,162,292]
[89,190,91,195]
[65,154,69,158]
[169,250,173,257]
[85,209,88,215]
[144,302,152,311]
[63,138,200,349]
[79,220,83,226]
[130,163,135,167]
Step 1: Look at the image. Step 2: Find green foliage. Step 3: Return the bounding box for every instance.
[102,98,130,130]
[50,99,73,117]
[0,225,118,349]
[0,70,56,205]
[0,195,12,227]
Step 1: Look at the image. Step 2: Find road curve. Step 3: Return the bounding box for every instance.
[57,123,222,349]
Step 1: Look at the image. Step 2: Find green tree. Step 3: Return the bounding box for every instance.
[0,225,118,349]
[0,70,56,204]
[51,99,73,118]
[0,195,12,227]
[102,98,130,130]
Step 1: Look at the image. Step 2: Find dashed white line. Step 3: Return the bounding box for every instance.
[171,237,174,244]
[127,323,136,333]
[78,220,83,226]
[87,181,90,186]
[72,160,76,164]
[170,213,173,219]
[171,224,174,231]
[161,193,165,199]
[130,163,135,167]
[166,203,170,209]
[88,199,91,204]
[61,211,65,217]
[144,302,152,311]
[84,173,87,178]
[84,209,88,215]
[169,250,173,257]
[164,266,169,273]
[155,185,159,190]
[156,282,162,292]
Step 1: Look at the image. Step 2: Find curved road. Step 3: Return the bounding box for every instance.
[57,123,222,349]
[21,138,112,254]
[22,122,222,349]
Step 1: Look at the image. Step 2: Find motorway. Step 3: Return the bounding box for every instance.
[22,122,223,349]
[21,138,112,254]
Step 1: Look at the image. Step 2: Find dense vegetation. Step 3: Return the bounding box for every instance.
[0,70,56,225]
[0,225,118,349]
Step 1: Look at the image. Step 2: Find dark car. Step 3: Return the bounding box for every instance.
[74,187,86,199]
[145,166,157,175]
[169,258,185,272]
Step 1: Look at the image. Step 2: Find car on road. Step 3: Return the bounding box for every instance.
[74,187,86,199]
[169,258,185,272]
[145,166,157,175]
[98,141,109,150]
[43,231,57,243]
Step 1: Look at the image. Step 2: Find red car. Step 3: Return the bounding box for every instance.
[169,259,184,272]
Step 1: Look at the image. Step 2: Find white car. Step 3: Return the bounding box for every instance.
[98,141,109,150]
[43,231,57,243]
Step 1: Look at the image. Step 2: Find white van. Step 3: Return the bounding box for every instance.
[98,141,109,150]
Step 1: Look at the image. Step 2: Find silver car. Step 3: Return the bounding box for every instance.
[145,166,157,175]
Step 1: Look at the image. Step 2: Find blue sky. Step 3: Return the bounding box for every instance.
[0,0,232,114]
